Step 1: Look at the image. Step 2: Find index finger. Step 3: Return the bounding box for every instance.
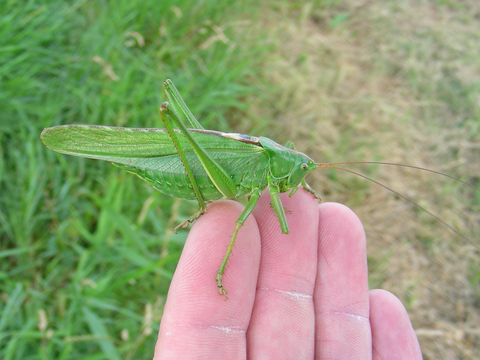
[154,200,261,360]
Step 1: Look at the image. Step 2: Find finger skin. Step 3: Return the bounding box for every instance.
[315,202,372,359]
[247,189,319,359]
[370,289,423,360]
[154,197,423,359]
[153,200,261,360]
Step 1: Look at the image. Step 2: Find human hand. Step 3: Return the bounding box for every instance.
[153,189,422,359]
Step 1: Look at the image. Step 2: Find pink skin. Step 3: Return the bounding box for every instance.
[153,189,422,360]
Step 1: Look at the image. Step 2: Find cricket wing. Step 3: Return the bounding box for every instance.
[40,125,267,178]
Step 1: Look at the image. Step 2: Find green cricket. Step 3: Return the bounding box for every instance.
[40,79,475,299]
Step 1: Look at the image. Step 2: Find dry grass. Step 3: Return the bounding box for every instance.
[251,1,480,358]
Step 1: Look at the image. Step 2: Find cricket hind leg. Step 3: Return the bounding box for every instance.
[216,188,262,300]
[173,209,206,233]
[173,199,217,233]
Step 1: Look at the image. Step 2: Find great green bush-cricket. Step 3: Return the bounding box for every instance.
[41,79,475,299]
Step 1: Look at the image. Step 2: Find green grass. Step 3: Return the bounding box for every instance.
[2,0,480,359]
[1,0,274,358]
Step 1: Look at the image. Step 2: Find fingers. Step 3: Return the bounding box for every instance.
[370,289,422,360]
[314,202,372,359]
[247,189,319,359]
[154,197,422,360]
[154,200,261,360]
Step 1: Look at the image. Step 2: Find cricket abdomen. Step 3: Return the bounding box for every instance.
[120,165,224,201]
[115,149,271,201]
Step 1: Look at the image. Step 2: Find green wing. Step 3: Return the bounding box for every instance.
[41,125,269,199]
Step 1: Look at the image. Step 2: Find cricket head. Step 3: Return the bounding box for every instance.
[258,136,318,191]
[285,152,318,189]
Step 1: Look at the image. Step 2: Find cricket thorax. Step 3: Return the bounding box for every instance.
[258,136,316,192]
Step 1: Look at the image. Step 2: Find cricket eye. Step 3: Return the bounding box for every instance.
[300,163,308,171]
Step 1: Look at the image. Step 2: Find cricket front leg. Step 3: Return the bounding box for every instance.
[302,179,322,203]
[216,188,262,300]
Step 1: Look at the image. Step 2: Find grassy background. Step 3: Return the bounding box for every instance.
[1,0,479,359]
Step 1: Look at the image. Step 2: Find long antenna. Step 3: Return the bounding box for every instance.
[318,161,479,191]
[316,163,477,245]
